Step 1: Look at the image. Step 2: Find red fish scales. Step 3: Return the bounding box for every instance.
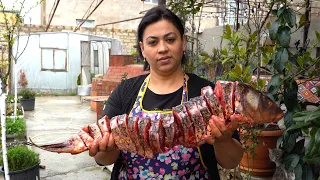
[161,113,179,148]
[110,116,127,151]
[118,114,137,153]
[201,86,224,119]
[184,101,206,145]
[128,116,144,156]
[149,119,165,154]
[138,118,154,158]
[215,81,236,120]
[97,116,111,136]
[88,123,102,142]
[172,104,197,148]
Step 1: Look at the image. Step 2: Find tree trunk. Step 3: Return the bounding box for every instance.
[158,0,166,7]
[235,0,240,31]
[303,0,311,46]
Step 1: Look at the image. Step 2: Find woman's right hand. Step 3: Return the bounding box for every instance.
[89,132,116,157]
[82,126,116,157]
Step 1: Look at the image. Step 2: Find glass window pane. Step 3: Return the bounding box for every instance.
[42,49,53,69]
[54,50,66,70]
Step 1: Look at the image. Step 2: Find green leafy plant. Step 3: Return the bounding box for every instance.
[286,106,320,164]
[121,72,128,82]
[77,74,81,86]
[6,104,23,116]
[19,89,36,99]
[6,94,20,103]
[69,92,77,96]
[266,2,320,179]
[4,117,25,136]
[0,146,40,171]
[90,73,96,82]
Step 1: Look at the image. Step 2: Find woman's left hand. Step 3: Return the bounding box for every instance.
[204,114,240,145]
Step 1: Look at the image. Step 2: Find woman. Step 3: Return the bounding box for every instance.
[88,6,244,179]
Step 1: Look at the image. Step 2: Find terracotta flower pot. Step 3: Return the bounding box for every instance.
[240,129,285,176]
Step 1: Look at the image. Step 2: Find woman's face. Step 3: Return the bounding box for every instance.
[140,19,186,75]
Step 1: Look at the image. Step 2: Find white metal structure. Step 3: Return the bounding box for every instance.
[12,32,121,94]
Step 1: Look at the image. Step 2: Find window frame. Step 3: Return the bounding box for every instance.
[41,48,68,72]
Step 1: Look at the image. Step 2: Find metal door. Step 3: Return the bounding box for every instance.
[80,41,91,85]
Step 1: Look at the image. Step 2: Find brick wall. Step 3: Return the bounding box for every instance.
[0,23,137,55]
[90,56,147,114]
[104,65,146,82]
[110,55,135,66]
[109,55,134,66]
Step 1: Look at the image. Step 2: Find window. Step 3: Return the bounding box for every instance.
[144,0,158,4]
[41,48,67,72]
[76,19,95,28]
[219,0,248,26]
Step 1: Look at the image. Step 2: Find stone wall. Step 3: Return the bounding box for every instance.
[0,23,137,55]
[44,0,156,30]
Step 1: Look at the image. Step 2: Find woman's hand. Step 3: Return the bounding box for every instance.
[82,126,116,157]
[204,114,240,145]
[89,132,116,157]
[204,114,244,169]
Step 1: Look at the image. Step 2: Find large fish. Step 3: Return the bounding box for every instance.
[29,81,284,158]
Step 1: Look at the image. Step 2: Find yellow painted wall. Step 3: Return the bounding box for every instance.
[0,12,18,24]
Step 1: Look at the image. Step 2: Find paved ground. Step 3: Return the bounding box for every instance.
[24,96,111,180]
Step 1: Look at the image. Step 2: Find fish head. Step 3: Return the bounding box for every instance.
[235,82,284,124]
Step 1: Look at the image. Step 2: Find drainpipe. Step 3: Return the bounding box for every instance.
[0,78,10,180]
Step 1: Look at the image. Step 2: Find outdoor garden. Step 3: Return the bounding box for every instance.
[0,0,319,179]
[168,0,320,179]
[0,0,41,179]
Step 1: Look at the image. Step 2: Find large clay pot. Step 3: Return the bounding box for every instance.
[240,129,285,176]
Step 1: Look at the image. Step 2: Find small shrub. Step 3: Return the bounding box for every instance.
[121,72,128,82]
[0,146,40,171]
[19,89,36,99]
[69,92,76,96]
[6,94,20,103]
[18,70,28,88]
[90,73,96,82]
[6,104,23,116]
[77,74,81,86]
[5,117,26,135]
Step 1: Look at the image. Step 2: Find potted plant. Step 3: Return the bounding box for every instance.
[239,124,285,176]
[200,24,286,177]
[6,103,24,118]
[77,74,92,96]
[19,89,36,111]
[18,70,36,111]
[2,117,26,143]
[0,145,40,180]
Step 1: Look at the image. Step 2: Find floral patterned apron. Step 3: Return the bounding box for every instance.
[118,74,209,180]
